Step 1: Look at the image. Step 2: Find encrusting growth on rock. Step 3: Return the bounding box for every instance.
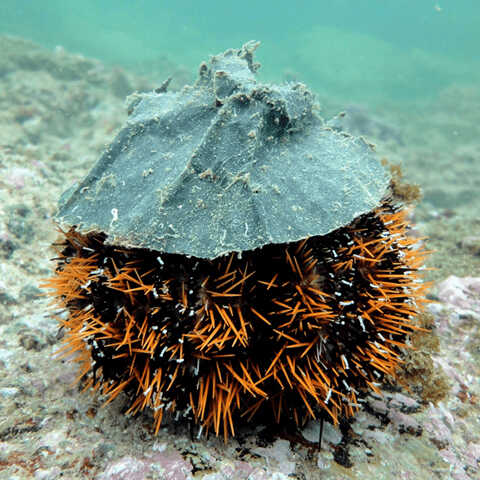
[44,201,430,440]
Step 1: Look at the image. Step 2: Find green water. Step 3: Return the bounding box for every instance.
[1,0,479,107]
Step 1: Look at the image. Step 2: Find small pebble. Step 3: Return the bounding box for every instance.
[0,387,20,398]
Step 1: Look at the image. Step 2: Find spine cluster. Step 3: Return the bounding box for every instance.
[45,203,429,440]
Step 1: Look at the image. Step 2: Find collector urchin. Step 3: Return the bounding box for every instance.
[44,41,430,441]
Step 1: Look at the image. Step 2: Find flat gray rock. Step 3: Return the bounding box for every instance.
[56,41,389,259]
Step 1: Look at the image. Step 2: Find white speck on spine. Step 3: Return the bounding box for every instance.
[325,388,332,404]
[358,316,366,332]
[143,386,152,396]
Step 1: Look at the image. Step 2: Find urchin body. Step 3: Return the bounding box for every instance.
[45,43,429,441]
[46,202,427,439]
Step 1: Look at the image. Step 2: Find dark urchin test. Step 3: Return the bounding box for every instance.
[45,42,429,441]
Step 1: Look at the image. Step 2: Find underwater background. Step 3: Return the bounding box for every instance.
[1,0,480,108]
[0,1,479,479]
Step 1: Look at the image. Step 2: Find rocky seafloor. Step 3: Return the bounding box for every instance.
[0,36,479,479]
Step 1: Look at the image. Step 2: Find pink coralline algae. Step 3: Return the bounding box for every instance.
[97,451,193,480]
[437,276,480,316]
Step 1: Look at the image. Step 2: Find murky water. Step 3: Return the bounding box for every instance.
[1,0,479,107]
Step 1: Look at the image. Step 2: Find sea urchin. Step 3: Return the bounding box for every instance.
[44,42,430,441]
